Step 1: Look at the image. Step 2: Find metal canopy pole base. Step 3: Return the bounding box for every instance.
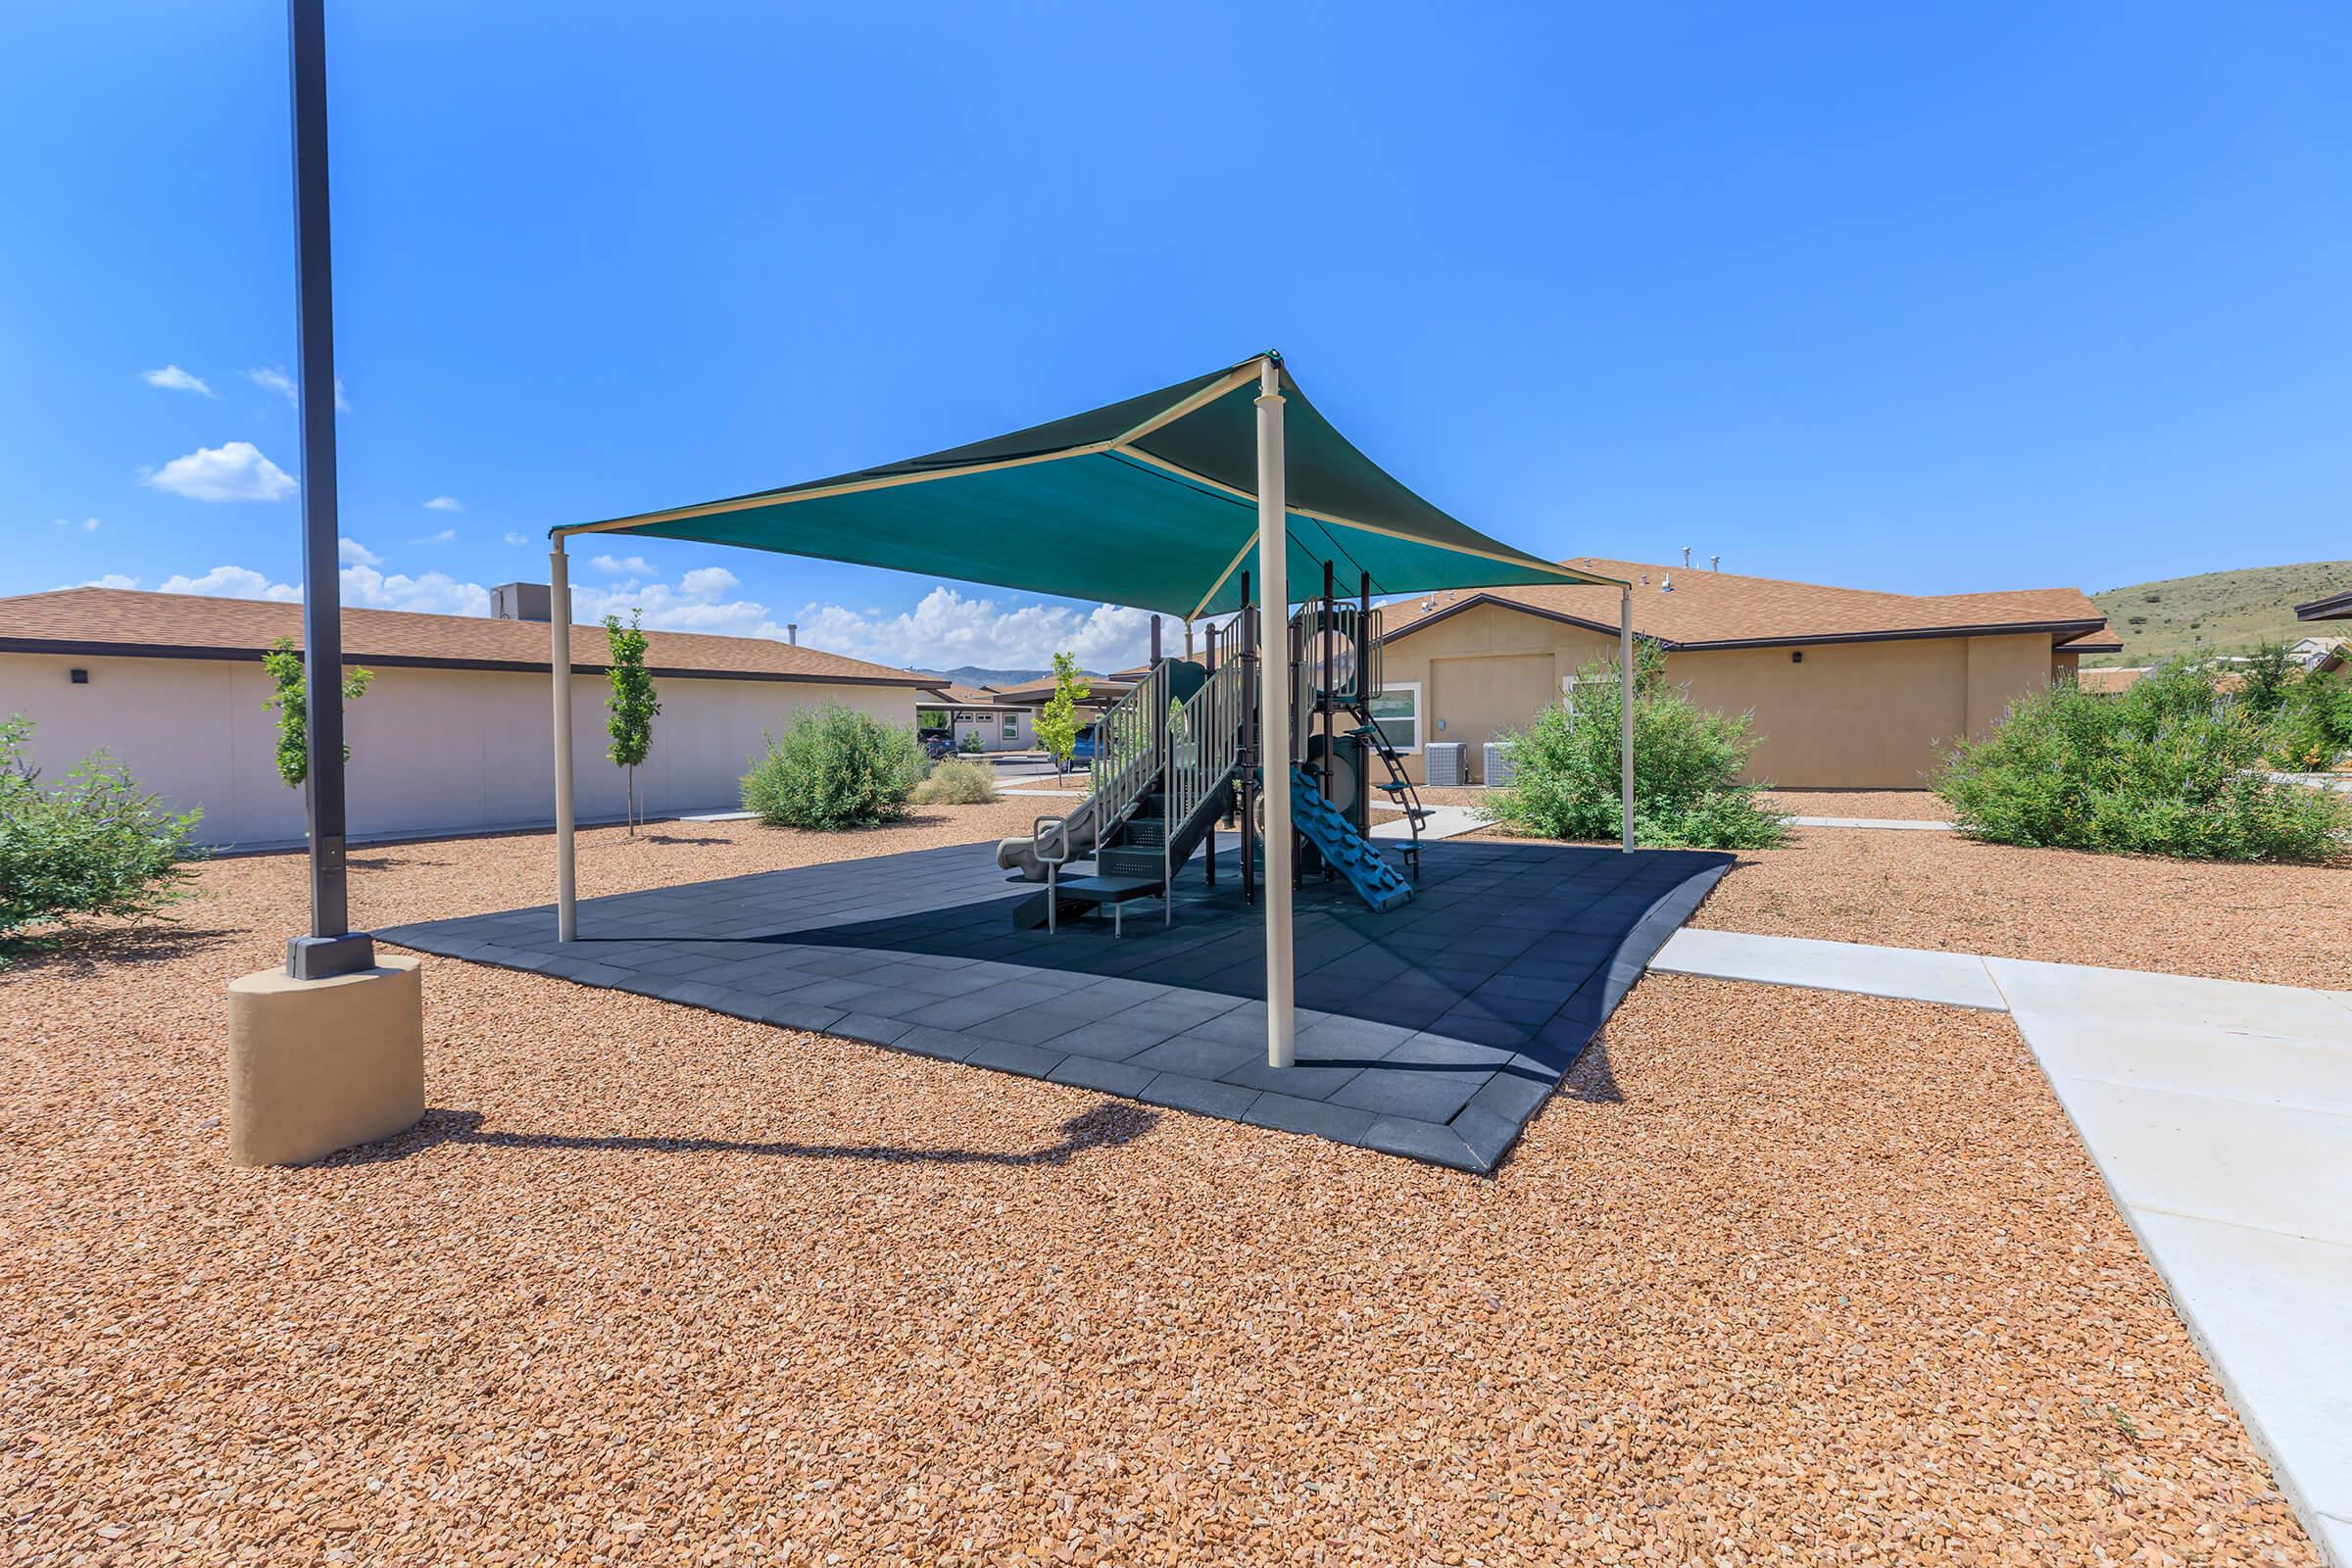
[287,932,376,981]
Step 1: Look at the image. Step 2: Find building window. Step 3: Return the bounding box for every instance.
[1003,715,1019,740]
[1364,683,1420,752]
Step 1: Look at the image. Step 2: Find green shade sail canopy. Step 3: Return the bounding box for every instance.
[561,355,1614,617]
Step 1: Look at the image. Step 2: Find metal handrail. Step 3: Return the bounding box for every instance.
[1087,659,1169,822]
[1032,813,1070,932]
[1166,656,1245,848]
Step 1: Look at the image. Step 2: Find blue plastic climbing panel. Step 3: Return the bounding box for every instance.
[1287,764,1415,912]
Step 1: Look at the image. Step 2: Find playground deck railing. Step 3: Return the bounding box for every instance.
[1075,658,1169,843]
[1166,654,1245,849]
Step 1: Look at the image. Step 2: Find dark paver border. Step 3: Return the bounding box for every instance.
[382,839,1729,1174]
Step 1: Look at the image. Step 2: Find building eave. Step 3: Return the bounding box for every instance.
[1376,594,2105,654]
[2295,588,2352,621]
[0,637,936,689]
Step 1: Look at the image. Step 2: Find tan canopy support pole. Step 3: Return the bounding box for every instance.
[1256,356,1295,1067]
[1620,582,1635,854]
[552,538,577,941]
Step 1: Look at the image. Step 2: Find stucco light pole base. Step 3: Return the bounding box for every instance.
[225,956,425,1167]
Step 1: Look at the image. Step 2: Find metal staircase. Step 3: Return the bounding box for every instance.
[1011,657,1243,931]
[1346,699,1429,876]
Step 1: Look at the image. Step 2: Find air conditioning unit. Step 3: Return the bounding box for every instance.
[1483,741,1518,787]
[1424,742,1466,788]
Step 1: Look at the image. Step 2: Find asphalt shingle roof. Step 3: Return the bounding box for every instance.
[0,587,934,687]
[1380,558,2114,652]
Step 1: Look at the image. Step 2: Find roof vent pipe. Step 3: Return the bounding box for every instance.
[1660,573,1674,593]
[787,623,798,646]
[1681,546,1691,568]
[1710,555,1720,572]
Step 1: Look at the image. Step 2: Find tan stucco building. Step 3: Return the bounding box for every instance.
[1376,559,2118,789]
[0,587,935,848]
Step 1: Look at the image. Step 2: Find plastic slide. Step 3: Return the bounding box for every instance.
[997,807,1104,882]
[1287,764,1414,912]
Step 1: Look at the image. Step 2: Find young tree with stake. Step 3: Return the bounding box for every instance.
[604,612,661,834]
[1034,652,1091,782]
[262,635,372,789]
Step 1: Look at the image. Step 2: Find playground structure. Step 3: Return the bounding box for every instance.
[999,564,1424,932]
[537,351,1637,1070]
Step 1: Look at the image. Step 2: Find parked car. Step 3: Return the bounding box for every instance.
[920,732,956,760]
[1069,723,1100,763]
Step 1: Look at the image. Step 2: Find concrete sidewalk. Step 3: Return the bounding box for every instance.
[1648,926,2352,1564]
[1370,804,1486,843]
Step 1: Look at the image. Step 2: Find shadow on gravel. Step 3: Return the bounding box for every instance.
[331,1101,1160,1168]
[1,922,243,979]
[1560,1033,1626,1104]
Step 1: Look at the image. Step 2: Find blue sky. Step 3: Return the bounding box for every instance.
[4,1,2346,671]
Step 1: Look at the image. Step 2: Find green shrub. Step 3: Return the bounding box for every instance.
[911,757,1002,805]
[1,714,205,962]
[1482,649,1788,850]
[2237,644,2299,723]
[1934,661,2347,860]
[956,730,985,755]
[2261,668,2352,773]
[740,704,925,830]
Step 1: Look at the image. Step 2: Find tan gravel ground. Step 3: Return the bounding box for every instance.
[1409,785,1498,809]
[1,811,2320,1564]
[1688,827,2352,991]
[1758,789,1953,821]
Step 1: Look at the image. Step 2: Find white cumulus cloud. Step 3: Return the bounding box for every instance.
[143,365,214,396]
[340,564,489,616]
[54,516,101,532]
[143,441,297,503]
[591,554,656,575]
[792,586,1152,672]
[422,495,463,512]
[140,546,490,618]
[679,565,740,599]
[159,564,303,601]
[567,562,787,642]
[78,573,141,590]
[411,527,456,545]
[504,532,531,546]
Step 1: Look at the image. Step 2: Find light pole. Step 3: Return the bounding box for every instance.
[224,0,424,1169]
[283,0,371,980]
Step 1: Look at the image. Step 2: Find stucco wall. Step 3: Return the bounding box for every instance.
[0,652,915,847]
[946,708,1033,752]
[1669,639,1979,789]
[1376,602,1616,782]
[1377,605,2058,789]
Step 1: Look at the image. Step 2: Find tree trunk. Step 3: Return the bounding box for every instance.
[627,767,636,836]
